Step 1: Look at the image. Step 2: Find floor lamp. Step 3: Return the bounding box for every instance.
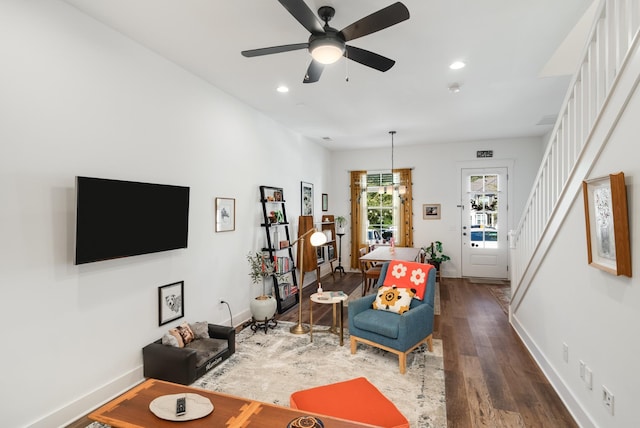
[290,228,327,334]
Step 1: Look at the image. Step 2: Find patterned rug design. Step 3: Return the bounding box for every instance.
[88,322,446,427]
[486,284,511,315]
[194,321,446,427]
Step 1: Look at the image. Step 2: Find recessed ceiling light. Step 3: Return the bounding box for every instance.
[449,61,466,70]
[276,85,289,93]
[448,83,461,93]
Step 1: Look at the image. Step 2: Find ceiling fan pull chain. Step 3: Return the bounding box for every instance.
[345,50,350,82]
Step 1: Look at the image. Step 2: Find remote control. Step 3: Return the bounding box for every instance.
[176,396,186,416]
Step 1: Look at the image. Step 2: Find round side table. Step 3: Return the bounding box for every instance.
[309,291,348,346]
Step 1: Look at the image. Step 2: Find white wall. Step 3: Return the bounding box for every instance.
[512,81,640,425]
[0,1,329,427]
[329,137,544,276]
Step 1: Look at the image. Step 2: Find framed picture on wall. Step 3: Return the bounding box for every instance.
[423,203,441,220]
[322,193,328,211]
[582,172,631,276]
[301,182,314,216]
[159,281,184,326]
[215,197,235,232]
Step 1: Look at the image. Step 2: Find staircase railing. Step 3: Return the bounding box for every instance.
[510,0,640,305]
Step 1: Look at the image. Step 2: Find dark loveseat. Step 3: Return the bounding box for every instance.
[143,323,235,385]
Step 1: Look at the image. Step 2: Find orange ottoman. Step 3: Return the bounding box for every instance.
[289,377,409,428]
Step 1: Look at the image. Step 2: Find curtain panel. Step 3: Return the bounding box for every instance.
[398,168,413,247]
[349,171,367,269]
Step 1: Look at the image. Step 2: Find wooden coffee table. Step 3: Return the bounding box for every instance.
[89,378,377,427]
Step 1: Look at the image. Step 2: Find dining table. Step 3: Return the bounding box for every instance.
[359,246,421,264]
[358,246,422,294]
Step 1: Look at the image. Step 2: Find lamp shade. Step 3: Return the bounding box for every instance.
[309,231,328,246]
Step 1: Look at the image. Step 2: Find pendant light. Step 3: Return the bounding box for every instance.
[379,131,407,195]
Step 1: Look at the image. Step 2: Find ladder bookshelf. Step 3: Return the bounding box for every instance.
[259,185,299,314]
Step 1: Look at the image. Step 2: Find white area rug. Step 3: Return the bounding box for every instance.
[88,321,446,427]
[194,321,446,427]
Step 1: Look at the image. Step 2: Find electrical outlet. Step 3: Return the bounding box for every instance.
[562,343,569,363]
[579,360,585,380]
[602,386,614,415]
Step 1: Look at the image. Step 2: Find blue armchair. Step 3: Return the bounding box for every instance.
[348,261,436,374]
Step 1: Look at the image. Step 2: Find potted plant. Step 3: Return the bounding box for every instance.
[335,216,347,234]
[247,252,284,321]
[422,241,450,272]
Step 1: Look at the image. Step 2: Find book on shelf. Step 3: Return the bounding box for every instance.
[277,282,299,300]
[275,256,292,273]
[327,245,335,260]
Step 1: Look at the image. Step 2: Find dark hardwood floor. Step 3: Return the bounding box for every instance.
[67,271,576,428]
[279,272,577,428]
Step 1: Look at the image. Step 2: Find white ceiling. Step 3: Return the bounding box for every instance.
[62,0,596,150]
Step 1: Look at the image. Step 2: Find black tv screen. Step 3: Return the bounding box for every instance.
[75,176,190,264]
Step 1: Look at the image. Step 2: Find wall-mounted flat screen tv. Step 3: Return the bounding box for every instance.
[75,176,190,265]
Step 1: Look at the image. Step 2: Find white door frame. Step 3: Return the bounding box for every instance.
[456,159,514,278]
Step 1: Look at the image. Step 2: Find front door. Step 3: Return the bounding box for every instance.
[460,168,508,278]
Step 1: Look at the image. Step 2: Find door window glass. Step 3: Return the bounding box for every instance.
[468,174,499,248]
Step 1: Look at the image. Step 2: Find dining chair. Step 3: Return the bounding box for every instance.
[359,246,382,296]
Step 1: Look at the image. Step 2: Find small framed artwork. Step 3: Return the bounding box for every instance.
[423,204,441,220]
[301,182,314,216]
[159,281,184,326]
[215,197,235,232]
[322,193,328,211]
[582,172,631,276]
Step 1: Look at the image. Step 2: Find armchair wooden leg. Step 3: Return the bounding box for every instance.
[350,336,357,354]
[399,353,407,374]
[426,334,433,352]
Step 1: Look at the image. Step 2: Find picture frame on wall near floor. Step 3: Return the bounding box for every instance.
[158,281,184,326]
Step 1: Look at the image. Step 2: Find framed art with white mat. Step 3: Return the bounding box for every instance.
[582,172,631,277]
[159,281,184,325]
[215,197,235,232]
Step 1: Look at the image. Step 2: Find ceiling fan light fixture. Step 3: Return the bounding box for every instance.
[310,37,345,64]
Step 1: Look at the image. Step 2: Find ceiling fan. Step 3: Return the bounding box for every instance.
[241,0,410,83]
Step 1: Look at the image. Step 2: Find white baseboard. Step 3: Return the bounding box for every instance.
[28,366,144,428]
[510,314,595,428]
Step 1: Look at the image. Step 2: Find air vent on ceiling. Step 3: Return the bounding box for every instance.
[536,114,557,126]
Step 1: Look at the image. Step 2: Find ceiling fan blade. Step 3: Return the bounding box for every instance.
[278,0,324,34]
[303,60,324,83]
[241,43,308,57]
[339,2,410,42]
[344,45,395,72]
